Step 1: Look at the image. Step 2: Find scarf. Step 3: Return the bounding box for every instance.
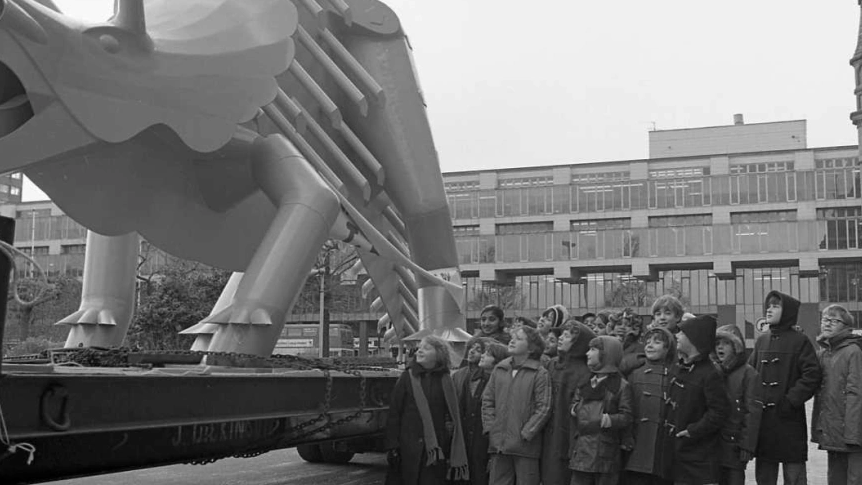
[408,368,469,481]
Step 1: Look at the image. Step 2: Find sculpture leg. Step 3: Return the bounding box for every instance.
[205,135,339,356]
[61,231,138,348]
[183,271,243,351]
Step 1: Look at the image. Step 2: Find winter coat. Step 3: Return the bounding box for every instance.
[568,373,634,473]
[541,323,595,485]
[481,357,551,459]
[717,358,762,469]
[385,363,453,485]
[626,327,677,477]
[747,290,822,462]
[620,338,646,379]
[456,365,491,485]
[662,354,729,485]
[476,328,510,345]
[811,331,862,453]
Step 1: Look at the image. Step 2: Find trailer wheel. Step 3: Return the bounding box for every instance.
[318,443,354,464]
[296,444,324,463]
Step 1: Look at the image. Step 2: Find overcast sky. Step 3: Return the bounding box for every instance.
[24,0,861,200]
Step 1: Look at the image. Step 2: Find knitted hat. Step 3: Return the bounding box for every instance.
[587,335,623,374]
[678,314,717,356]
[567,322,597,358]
[715,324,744,355]
[542,304,570,328]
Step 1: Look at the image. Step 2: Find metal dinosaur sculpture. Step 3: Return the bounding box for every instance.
[0,0,470,356]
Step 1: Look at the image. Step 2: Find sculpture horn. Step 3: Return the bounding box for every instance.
[0,0,47,44]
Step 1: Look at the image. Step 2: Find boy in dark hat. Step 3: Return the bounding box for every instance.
[748,291,821,485]
[664,315,729,485]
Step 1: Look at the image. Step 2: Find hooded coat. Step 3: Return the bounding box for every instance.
[714,324,762,470]
[569,336,634,474]
[811,329,862,453]
[386,362,454,485]
[543,304,570,329]
[625,327,677,478]
[481,356,551,459]
[747,291,821,463]
[662,315,729,485]
[541,323,596,485]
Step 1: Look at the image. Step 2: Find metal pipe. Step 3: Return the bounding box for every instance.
[0,215,15,373]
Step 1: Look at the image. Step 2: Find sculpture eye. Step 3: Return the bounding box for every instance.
[99,34,121,54]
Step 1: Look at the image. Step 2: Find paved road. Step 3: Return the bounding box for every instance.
[47,449,387,485]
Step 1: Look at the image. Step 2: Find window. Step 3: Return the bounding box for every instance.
[571,218,630,231]
[730,161,794,174]
[731,211,798,254]
[496,222,553,235]
[453,225,479,237]
[817,207,861,250]
[730,211,797,224]
[814,158,860,200]
[571,172,629,184]
[61,244,86,254]
[648,215,712,227]
[572,172,631,212]
[10,187,19,196]
[444,180,479,192]
[10,172,21,179]
[499,176,553,188]
[649,167,710,178]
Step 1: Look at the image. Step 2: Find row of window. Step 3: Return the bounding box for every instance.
[455,219,860,264]
[446,167,861,219]
[463,264,858,328]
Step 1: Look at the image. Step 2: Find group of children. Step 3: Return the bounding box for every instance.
[386,290,862,485]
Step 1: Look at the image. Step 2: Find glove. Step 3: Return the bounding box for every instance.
[600,413,612,429]
[387,448,401,467]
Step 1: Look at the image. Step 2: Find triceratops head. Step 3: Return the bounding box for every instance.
[0,0,296,173]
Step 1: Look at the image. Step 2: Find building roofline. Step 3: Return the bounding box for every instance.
[442,144,860,177]
[650,119,807,133]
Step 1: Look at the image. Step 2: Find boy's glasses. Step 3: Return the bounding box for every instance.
[820,317,845,326]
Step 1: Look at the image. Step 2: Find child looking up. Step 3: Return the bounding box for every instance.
[748,291,821,485]
[650,294,684,334]
[665,315,729,485]
[541,321,597,485]
[482,326,551,485]
[625,327,677,485]
[569,336,634,485]
[615,309,646,378]
[713,324,762,485]
[812,304,862,485]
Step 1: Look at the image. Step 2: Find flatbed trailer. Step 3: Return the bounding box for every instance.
[0,352,399,484]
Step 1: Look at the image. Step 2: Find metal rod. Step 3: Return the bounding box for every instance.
[0,215,17,374]
[320,29,384,99]
[296,25,368,116]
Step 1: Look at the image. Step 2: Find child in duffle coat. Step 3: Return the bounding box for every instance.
[481,326,551,485]
[748,291,821,485]
[625,326,677,485]
[540,321,596,485]
[811,304,862,485]
[663,315,730,485]
[713,324,762,485]
[568,335,634,485]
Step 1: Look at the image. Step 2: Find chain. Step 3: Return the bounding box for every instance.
[37,347,392,465]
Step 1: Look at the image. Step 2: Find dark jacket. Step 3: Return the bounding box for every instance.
[619,338,646,379]
[626,327,677,477]
[663,354,729,485]
[748,291,822,463]
[541,323,595,485]
[455,365,491,485]
[568,373,634,473]
[385,363,453,485]
[714,338,762,470]
[811,331,862,453]
[481,357,551,459]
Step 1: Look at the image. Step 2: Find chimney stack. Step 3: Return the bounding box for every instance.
[733,114,744,125]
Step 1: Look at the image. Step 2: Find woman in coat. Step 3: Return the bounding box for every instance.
[541,320,596,485]
[385,336,469,485]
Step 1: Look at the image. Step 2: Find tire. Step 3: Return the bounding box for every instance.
[318,443,355,464]
[296,444,324,463]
